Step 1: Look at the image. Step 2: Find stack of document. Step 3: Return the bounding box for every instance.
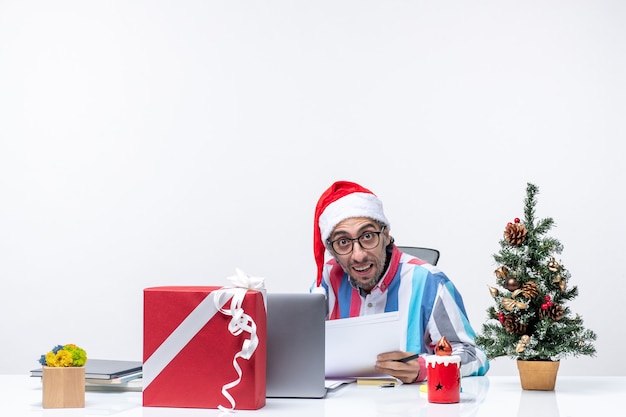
[31,359,143,391]
[325,312,401,379]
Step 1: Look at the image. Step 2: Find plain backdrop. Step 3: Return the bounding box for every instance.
[1,1,624,376]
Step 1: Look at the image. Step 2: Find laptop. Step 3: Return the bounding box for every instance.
[266,292,327,398]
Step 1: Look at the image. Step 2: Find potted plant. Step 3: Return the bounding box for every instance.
[39,344,87,408]
[474,183,596,390]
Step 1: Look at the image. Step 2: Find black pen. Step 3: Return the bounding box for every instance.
[394,353,420,363]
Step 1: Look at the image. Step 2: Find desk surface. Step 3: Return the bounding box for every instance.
[1,375,623,417]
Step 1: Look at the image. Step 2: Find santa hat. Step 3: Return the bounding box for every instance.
[313,181,390,287]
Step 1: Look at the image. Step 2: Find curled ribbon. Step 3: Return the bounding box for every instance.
[214,269,266,412]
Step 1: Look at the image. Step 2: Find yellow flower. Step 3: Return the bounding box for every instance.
[45,352,58,367]
[45,350,74,367]
[56,350,74,367]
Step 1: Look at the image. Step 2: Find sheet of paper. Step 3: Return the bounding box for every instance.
[324,378,356,390]
[325,311,401,378]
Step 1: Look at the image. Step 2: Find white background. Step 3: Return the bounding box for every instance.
[1,1,624,376]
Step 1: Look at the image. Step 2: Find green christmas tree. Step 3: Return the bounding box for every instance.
[475,183,596,361]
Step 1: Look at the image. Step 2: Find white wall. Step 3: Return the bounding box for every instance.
[1,1,624,376]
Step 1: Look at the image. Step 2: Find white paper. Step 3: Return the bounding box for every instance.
[325,312,401,378]
[324,378,356,390]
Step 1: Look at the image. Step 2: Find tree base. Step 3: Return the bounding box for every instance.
[516,359,560,391]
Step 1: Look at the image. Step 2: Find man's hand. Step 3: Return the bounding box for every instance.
[375,351,421,384]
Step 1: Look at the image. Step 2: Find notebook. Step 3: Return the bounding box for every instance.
[266,292,327,398]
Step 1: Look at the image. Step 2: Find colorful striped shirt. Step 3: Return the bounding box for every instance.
[314,245,489,378]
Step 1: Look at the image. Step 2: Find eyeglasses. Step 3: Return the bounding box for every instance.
[328,226,386,255]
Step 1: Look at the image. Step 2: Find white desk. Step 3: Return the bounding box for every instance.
[2,375,623,417]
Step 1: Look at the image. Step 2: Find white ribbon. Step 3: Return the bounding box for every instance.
[226,268,266,293]
[214,268,266,412]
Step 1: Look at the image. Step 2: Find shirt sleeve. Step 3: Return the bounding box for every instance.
[425,280,490,377]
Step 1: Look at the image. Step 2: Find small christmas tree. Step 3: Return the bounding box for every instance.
[475,183,596,361]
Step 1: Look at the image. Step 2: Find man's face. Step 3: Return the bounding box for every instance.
[328,217,390,291]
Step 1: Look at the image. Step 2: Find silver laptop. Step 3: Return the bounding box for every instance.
[266,292,327,398]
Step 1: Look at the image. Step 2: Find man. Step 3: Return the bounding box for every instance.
[312,181,489,383]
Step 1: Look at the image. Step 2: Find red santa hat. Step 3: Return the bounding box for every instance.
[313,181,390,287]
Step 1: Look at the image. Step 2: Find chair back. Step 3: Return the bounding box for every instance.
[397,246,440,266]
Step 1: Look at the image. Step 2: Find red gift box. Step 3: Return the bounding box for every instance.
[143,286,266,410]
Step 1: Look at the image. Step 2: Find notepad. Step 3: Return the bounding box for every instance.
[356,377,399,387]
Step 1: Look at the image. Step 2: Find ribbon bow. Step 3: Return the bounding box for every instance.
[501,297,528,311]
[214,269,266,412]
[226,268,266,292]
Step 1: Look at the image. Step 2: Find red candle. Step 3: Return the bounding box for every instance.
[425,355,461,403]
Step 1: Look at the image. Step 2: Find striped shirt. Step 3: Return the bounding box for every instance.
[314,245,489,377]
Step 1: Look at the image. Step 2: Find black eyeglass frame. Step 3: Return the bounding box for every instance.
[327,226,387,255]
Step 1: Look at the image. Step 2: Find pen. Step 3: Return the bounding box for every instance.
[395,353,420,363]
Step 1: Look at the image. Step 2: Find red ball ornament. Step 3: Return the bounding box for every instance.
[497,312,505,323]
[541,303,549,310]
[514,217,521,223]
[544,295,551,302]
